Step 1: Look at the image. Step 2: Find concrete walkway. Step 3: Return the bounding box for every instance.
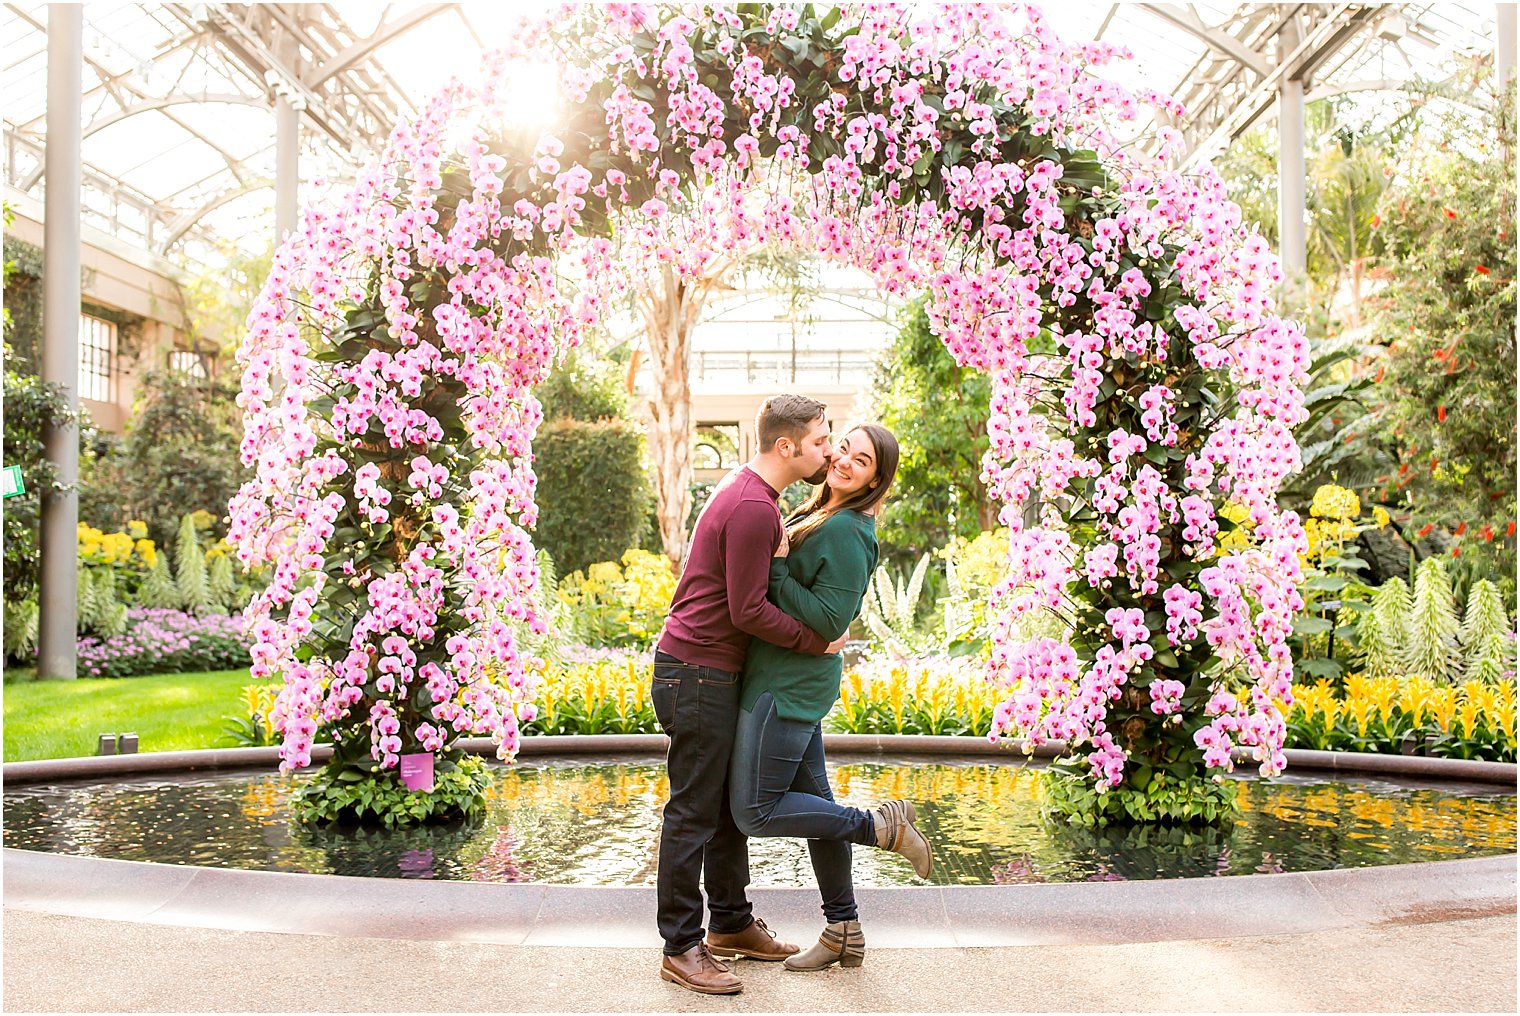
[4,908,1515,1012]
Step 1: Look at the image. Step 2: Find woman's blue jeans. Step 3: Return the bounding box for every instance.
[729,691,875,924]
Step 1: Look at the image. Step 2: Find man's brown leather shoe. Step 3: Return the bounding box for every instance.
[659,943,743,995]
[706,916,801,961]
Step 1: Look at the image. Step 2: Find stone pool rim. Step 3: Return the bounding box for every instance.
[6,732,1517,785]
[4,735,1515,948]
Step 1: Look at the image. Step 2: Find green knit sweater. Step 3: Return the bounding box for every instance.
[740,510,878,722]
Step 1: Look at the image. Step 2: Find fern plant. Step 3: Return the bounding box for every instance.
[138,551,180,609]
[74,566,124,636]
[860,552,935,658]
[939,553,976,644]
[1459,579,1517,684]
[527,548,576,667]
[92,567,127,636]
[207,552,237,613]
[1405,557,1461,683]
[174,513,211,615]
[1356,577,1411,679]
[75,566,100,633]
[4,598,39,658]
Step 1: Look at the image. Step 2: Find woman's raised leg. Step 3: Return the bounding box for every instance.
[729,691,875,847]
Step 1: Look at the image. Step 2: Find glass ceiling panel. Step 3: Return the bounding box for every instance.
[116,139,225,197]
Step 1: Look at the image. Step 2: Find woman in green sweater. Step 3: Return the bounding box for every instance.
[726,424,935,972]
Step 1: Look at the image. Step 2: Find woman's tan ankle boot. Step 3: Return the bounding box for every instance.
[871,799,934,878]
[783,919,865,970]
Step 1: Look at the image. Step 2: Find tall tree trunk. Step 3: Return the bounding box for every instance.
[624,346,643,396]
[633,255,746,570]
[975,480,999,531]
[638,265,716,571]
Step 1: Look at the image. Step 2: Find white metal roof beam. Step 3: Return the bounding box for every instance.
[10,15,218,130]
[1136,3,1272,78]
[159,180,270,248]
[6,126,180,230]
[81,93,265,138]
[1307,75,1489,110]
[182,3,349,147]
[310,3,455,88]
[1180,4,1385,168]
[261,3,404,135]
[17,45,252,193]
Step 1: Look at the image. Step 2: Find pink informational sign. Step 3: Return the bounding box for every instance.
[399,752,435,793]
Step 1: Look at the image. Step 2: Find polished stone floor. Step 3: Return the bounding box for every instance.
[4,908,1515,1012]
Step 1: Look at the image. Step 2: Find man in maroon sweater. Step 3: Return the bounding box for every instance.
[653,395,848,995]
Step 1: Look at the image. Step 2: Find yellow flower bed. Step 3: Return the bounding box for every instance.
[529,653,659,735]
[1282,673,1516,761]
[515,647,1514,763]
[831,657,1002,737]
[516,654,1516,762]
[525,652,999,739]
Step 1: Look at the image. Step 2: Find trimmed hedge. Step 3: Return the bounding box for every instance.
[533,417,652,576]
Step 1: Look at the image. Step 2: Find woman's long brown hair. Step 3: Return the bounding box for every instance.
[785,424,899,547]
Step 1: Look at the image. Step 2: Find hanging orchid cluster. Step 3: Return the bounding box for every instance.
[232,2,1305,820]
[228,79,573,781]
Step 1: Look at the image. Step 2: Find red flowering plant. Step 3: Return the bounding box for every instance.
[1366,78,1516,595]
[233,4,1308,826]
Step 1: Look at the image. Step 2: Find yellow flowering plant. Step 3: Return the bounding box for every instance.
[1282,672,1516,762]
[516,651,1007,738]
[369,642,1520,765]
[936,528,1007,653]
[556,549,676,648]
[1289,484,1378,685]
[71,522,159,636]
[223,682,284,747]
[826,656,1002,737]
[526,653,660,735]
[934,529,1065,658]
[77,522,155,570]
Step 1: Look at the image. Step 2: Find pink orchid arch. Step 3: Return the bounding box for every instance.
[231,3,1306,819]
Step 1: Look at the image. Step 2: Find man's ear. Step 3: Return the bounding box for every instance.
[774,437,793,458]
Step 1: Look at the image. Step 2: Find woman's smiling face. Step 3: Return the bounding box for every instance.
[826,429,879,499]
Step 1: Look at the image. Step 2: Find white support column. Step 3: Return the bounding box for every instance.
[274,32,301,242]
[38,2,83,680]
[1496,4,1516,93]
[1277,13,1308,282]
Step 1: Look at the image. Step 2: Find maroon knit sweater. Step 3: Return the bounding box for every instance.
[656,466,828,671]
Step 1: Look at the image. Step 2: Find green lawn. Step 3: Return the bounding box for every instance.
[2,668,265,762]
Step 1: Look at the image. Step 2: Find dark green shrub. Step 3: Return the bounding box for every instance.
[82,368,247,545]
[2,344,85,610]
[537,359,627,422]
[871,298,994,568]
[533,418,652,576]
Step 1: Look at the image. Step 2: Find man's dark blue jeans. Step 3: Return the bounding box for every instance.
[651,650,754,956]
[728,690,876,924]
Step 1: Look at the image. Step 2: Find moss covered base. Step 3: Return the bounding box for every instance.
[291,753,491,828]
[1041,766,1240,827]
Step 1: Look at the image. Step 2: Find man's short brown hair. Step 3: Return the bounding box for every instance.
[756,394,827,452]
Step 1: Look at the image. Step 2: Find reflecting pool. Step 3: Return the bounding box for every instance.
[4,754,1514,885]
